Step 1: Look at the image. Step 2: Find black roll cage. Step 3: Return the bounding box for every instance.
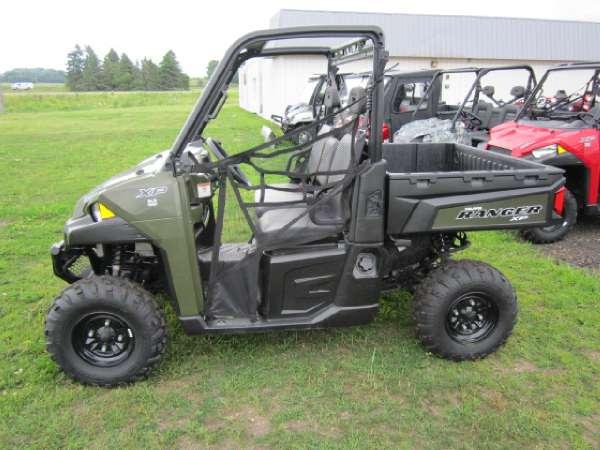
[171,26,387,161]
[450,65,537,131]
[411,67,481,117]
[516,63,600,122]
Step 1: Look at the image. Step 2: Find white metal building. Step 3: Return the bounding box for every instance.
[239,9,600,120]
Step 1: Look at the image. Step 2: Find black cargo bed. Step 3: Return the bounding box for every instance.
[383,143,564,234]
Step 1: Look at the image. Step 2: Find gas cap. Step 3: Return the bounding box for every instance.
[355,253,377,278]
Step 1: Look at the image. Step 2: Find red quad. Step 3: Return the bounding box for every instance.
[487,63,600,243]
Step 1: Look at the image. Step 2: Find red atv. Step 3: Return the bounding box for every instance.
[487,63,600,243]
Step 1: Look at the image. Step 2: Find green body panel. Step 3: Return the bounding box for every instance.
[65,151,204,316]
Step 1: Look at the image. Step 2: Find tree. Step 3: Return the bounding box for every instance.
[64,47,190,92]
[115,53,137,90]
[0,68,65,83]
[206,59,219,79]
[80,46,101,91]
[66,45,85,91]
[132,61,146,91]
[100,49,120,90]
[140,58,160,90]
[159,50,188,90]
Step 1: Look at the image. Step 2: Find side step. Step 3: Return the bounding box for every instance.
[179,303,379,335]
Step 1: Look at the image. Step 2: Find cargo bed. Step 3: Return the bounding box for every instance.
[383,143,564,234]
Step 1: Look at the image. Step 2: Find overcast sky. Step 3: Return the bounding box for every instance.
[3,0,600,76]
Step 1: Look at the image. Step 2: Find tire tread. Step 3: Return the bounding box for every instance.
[45,275,167,387]
[413,259,517,361]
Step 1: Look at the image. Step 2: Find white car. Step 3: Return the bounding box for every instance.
[11,82,34,91]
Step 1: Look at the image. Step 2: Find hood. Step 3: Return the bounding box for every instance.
[72,150,171,218]
[284,103,313,124]
[489,122,575,157]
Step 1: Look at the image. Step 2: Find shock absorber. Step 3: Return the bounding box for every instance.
[112,246,122,277]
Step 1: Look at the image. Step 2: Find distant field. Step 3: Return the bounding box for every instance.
[0,90,598,449]
[1,82,66,93]
[1,82,207,113]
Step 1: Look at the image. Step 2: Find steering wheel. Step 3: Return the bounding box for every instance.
[205,138,251,187]
[458,110,483,129]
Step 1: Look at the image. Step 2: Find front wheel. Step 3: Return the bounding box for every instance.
[45,275,167,386]
[413,260,517,360]
[520,189,577,244]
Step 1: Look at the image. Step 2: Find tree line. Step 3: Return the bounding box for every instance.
[66,45,189,91]
[0,68,65,83]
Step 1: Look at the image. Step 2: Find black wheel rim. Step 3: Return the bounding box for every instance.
[445,292,499,343]
[72,313,135,367]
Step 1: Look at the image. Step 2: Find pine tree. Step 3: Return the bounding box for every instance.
[159,50,187,90]
[66,45,85,91]
[140,58,160,90]
[100,49,120,90]
[115,53,136,90]
[132,60,146,91]
[80,46,101,91]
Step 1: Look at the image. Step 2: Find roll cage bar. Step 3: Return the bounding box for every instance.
[411,67,481,116]
[171,26,386,161]
[515,63,600,122]
[450,65,537,131]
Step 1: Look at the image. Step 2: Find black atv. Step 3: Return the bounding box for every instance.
[46,26,564,386]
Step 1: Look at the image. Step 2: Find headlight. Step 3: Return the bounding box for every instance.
[532,144,558,159]
[90,202,116,222]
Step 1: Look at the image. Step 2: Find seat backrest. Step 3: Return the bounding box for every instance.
[475,101,492,128]
[317,133,354,186]
[306,125,333,176]
[486,107,505,129]
[475,101,492,113]
[348,86,367,114]
[311,134,355,226]
[501,104,519,123]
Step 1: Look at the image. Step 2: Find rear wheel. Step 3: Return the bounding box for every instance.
[520,189,577,244]
[413,260,517,360]
[295,127,315,145]
[45,275,167,386]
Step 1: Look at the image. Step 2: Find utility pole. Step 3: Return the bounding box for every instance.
[0,85,4,113]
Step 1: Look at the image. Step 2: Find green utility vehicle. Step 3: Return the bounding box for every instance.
[46,26,565,386]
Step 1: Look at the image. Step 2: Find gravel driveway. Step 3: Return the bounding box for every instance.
[534,216,600,273]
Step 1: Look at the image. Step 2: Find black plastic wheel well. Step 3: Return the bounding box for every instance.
[559,165,587,206]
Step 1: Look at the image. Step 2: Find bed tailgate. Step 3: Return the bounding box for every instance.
[384,143,565,234]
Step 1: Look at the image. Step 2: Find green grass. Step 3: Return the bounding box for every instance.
[1,82,67,93]
[2,89,202,113]
[0,91,599,449]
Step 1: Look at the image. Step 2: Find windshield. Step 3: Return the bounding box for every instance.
[524,68,600,118]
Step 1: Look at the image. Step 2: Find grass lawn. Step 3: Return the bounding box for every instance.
[0,90,599,449]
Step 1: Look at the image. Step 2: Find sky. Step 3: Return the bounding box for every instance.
[3,0,600,77]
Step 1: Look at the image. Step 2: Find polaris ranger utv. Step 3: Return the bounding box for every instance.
[487,62,600,243]
[393,66,537,146]
[46,26,565,386]
[383,67,479,139]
